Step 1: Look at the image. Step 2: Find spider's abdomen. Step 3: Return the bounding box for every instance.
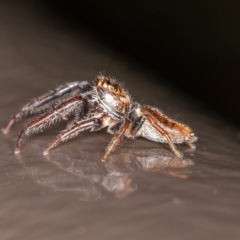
[137,120,187,143]
[130,105,197,145]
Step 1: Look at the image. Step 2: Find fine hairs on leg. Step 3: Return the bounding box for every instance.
[3,75,197,160]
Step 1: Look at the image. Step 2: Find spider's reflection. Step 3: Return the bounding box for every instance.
[17,149,193,201]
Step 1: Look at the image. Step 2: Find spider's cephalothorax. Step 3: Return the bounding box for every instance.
[2,75,197,160]
[94,75,131,119]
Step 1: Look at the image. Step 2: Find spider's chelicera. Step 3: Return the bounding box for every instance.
[2,75,197,160]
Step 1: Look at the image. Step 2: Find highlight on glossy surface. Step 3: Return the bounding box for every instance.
[1,3,240,240]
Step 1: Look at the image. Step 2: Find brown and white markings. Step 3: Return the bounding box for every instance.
[2,75,197,160]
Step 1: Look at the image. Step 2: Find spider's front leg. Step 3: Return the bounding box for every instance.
[43,114,106,155]
[14,95,88,154]
[2,81,91,134]
[102,119,131,161]
[101,103,146,161]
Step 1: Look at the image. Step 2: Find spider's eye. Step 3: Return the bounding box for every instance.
[113,85,118,92]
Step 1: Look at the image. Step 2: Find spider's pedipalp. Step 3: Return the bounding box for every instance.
[14,95,88,154]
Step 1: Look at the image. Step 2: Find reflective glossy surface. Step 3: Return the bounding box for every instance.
[0,2,240,240]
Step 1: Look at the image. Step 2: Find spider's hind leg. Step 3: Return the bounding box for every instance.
[43,116,105,155]
[14,96,88,154]
[2,81,91,134]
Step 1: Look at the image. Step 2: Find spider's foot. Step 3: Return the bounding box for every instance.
[14,148,20,154]
[101,152,110,162]
[187,142,196,150]
[43,150,49,156]
[174,150,183,158]
[190,144,196,150]
[43,144,54,155]
[14,142,22,154]
[2,128,9,134]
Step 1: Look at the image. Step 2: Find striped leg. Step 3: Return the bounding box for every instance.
[14,96,87,154]
[102,119,130,161]
[43,117,104,155]
[2,81,91,134]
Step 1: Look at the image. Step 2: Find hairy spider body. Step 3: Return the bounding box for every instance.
[2,75,197,160]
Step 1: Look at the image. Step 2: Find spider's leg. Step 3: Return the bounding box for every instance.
[43,116,104,155]
[2,81,91,134]
[185,141,196,150]
[129,116,146,136]
[141,108,183,158]
[14,96,87,154]
[102,119,130,161]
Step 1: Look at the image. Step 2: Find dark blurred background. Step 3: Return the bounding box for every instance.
[13,1,240,125]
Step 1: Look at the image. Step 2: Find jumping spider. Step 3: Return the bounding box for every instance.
[2,75,197,160]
